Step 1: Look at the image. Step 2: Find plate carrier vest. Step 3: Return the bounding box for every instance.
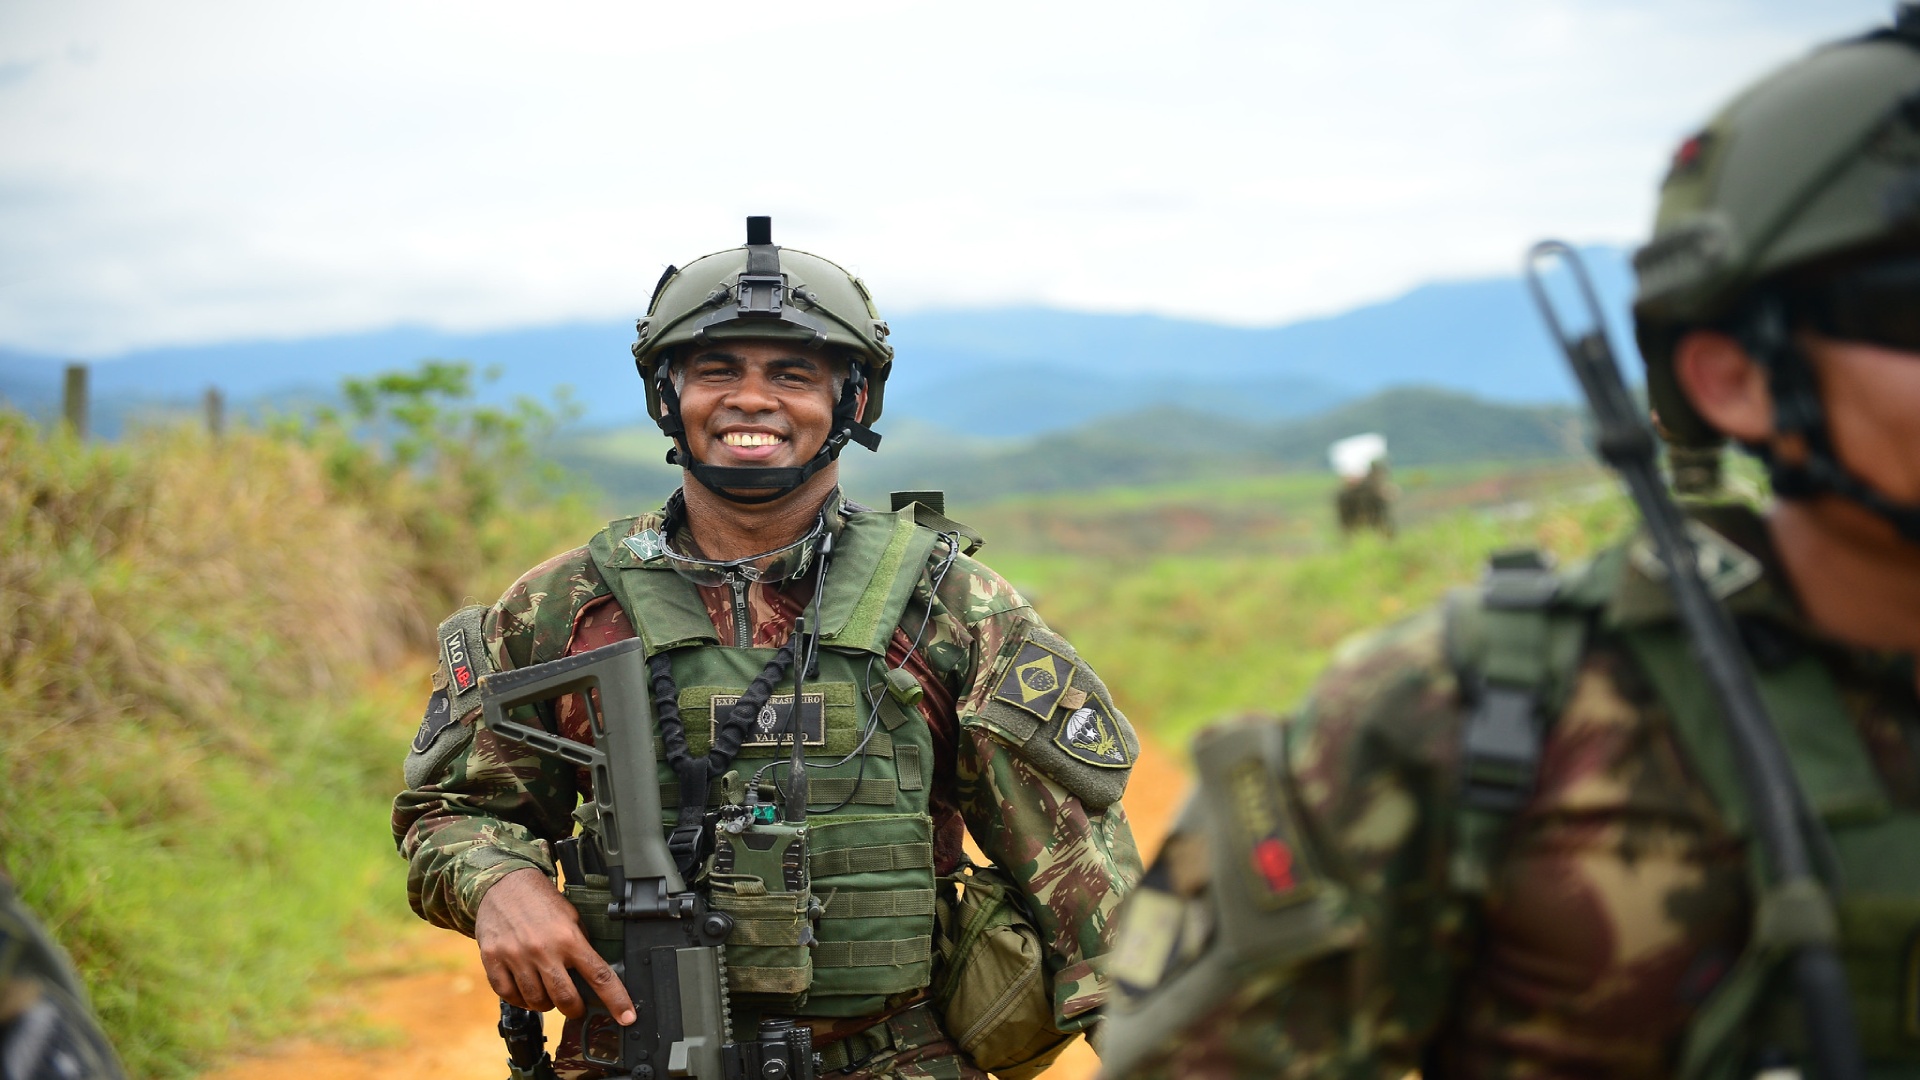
[566,505,946,1018]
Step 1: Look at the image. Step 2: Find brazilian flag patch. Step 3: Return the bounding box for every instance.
[1052,694,1131,769]
[994,636,1076,721]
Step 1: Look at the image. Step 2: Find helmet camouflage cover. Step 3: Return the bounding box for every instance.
[1633,19,1920,444]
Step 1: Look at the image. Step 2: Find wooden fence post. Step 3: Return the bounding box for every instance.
[62,362,88,440]
[204,386,225,438]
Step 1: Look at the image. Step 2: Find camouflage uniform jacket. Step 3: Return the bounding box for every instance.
[393,489,1142,1038]
[1110,505,1919,1078]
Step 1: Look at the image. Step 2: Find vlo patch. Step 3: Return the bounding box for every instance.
[1052,695,1131,769]
[441,625,478,694]
[993,637,1075,720]
[1225,757,1311,908]
[711,692,827,748]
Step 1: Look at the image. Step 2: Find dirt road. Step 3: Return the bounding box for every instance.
[202,739,1189,1080]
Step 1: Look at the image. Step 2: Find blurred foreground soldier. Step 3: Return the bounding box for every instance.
[394,218,1142,1079]
[1100,14,1920,1079]
[0,872,126,1080]
[1335,461,1396,538]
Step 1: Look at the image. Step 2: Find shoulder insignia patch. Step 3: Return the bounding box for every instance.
[993,637,1075,721]
[441,624,478,693]
[1224,757,1310,908]
[411,688,454,753]
[1053,694,1131,768]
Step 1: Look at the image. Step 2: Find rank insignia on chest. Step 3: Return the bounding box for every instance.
[994,638,1076,720]
[711,692,827,748]
[623,529,668,563]
[1053,695,1131,769]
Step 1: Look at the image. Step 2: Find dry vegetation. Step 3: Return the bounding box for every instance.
[0,365,597,1077]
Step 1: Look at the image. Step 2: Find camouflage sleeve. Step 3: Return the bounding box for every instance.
[944,554,1145,1032]
[1113,608,1475,1079]
[390,546,602,936]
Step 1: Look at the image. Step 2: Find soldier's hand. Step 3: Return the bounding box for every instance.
[475,866,636,1025]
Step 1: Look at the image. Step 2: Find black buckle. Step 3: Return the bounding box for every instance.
[1482,551,1559,610]
[667,822,706,876]
[1461,684,1543,811]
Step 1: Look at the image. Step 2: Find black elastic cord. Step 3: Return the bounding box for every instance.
[1736,295,1920,544]
[650,632,800,874]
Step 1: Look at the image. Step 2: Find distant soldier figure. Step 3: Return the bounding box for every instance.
[1330,433,1395,537]
[0,872,126,1080]
[394,219,1142,1079]
[1335,460,1396,538]
[1101,11,1920,1079]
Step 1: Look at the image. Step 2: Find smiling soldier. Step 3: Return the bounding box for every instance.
[394,219,1142,1080]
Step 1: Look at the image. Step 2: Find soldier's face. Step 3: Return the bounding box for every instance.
[674,340,844,471]
[1675,329,1920,505]
[1802,333,1920,505]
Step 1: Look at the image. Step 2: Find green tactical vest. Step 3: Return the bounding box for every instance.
[1449,533,1920,1078]
[575,506,943,1019]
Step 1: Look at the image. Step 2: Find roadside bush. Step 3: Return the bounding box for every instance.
[0,363,597,1077]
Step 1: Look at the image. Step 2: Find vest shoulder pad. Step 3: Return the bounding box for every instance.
[862,497,984,556]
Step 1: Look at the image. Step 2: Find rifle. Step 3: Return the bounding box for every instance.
[1525,242,1863,1080]
[479,637,817,1080]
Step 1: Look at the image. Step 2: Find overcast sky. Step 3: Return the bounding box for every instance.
[0,0,1893,357]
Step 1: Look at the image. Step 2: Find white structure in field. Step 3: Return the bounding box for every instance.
[1329,433,1388,480]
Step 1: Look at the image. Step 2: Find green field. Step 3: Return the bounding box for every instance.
[3,372,1665,1075]
[971,472,1632,745]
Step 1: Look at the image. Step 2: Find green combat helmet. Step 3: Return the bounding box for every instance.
[1633,5,1920,540]
[630,217,894,503]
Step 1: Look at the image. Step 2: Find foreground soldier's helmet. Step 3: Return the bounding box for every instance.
[631,217,893,503]
[0,875,128,1080]
[1633,7,1920,538]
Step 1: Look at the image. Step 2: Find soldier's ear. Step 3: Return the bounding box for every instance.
[1675,329,1773,444]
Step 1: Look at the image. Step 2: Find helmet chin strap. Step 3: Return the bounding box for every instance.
[655,361,882,506]
[1735,295,1920,545]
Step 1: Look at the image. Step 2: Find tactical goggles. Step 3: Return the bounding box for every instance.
[626,513,827,588]
[1788,252,1920,353]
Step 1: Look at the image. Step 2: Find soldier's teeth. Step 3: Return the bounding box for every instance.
[723,433,782,447]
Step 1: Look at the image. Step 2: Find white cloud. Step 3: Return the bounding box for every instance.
[0,0,1891,355]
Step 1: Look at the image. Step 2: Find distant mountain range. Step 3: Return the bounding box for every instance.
[562,386,1590,511]
[0,246,1634,439]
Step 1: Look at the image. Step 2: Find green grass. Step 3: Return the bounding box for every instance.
[988,485,1635,747]
[0,400,598,1077]
[6,687,414,1071]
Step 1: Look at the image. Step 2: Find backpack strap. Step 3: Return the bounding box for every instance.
[1444,549,1598,895]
